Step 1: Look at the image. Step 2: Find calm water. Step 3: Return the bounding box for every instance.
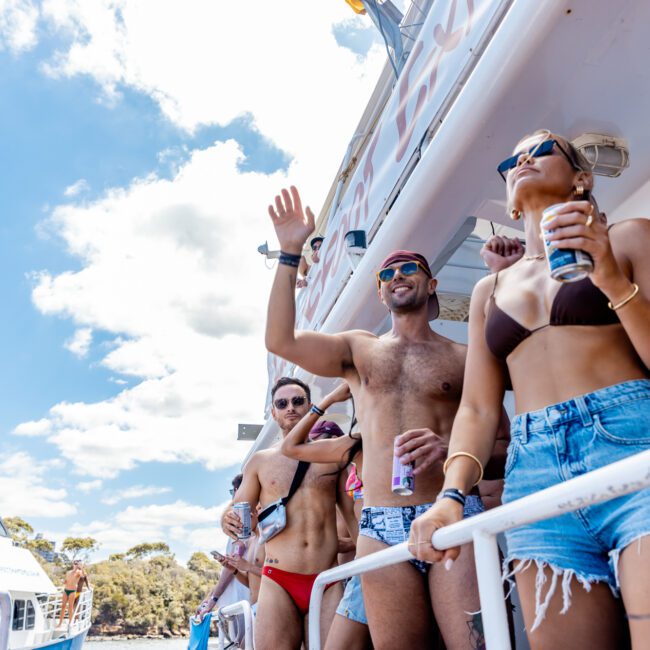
[87,639,188,650]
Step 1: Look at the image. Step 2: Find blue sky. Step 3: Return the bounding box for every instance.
[0,1,383,562]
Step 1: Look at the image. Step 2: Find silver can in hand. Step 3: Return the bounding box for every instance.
[391,437,415,496]
[541,203,593,282]
[233,502,252,539]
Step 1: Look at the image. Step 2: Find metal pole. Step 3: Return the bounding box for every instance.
[433,449,650,549]
[218,600,254,650]
[309,543,412,648]
[472,531,511,649]
[216,616,225,650]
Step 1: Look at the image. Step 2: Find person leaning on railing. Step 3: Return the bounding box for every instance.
[409,129,650,650]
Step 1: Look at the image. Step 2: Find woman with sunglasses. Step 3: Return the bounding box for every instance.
[280,381,372,650]
[409,129,650,648]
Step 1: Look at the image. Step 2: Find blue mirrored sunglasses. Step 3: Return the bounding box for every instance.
[497,139,577,181]
[376,260,427,284]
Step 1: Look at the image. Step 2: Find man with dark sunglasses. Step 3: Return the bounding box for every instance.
[265,186,511,650]
[221,376,344,650]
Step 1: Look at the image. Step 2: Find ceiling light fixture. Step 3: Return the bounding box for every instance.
[572,133,630,178]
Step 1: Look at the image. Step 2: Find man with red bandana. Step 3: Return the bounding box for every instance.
[265,186,510,649]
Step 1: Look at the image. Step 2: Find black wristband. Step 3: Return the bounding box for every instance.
[310,405,325,416]
[279,251,301,268]
[437,488,466,507]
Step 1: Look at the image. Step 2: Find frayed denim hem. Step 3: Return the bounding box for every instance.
[609,531,650,590]
[501,556,614,632]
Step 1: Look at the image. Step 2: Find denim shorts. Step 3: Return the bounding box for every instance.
[502,379,650,627]
[335,575,367,624]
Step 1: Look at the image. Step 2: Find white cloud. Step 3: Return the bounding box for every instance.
[25,141,290,478]
[0,452,76,518]
[11,3,385,483]
[37,1,384,191]
[13,417,51,436]
[64,178,90,197]
[0,0,39,53]
[64,327,92,357]
[101,484,172,505]
[76,479,102,492]
[67,499,230,560]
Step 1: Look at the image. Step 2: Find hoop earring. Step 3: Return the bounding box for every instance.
[510,209,521,221]
[574,184,584,198]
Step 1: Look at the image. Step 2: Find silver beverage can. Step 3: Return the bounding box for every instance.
[541,203,593,282]
[233,502,252,539]
[391,437,415,496]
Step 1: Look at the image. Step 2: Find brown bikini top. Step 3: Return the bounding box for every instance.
[485,273,620,361]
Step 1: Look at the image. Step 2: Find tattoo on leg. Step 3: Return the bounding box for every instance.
[467,612,486,650]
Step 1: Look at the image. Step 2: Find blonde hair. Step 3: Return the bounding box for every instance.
[507,129,595,216]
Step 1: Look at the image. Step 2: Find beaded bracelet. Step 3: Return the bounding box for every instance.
[279,251,301,268]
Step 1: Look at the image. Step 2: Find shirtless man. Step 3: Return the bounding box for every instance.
[57,560,84,627]
[222,377,343,650]
[265,187,509,650]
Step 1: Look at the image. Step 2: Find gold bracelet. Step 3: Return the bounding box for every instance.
[608,283,640,311]
[443,452,484,486]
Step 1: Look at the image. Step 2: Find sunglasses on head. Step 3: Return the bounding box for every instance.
[497,138,577,181]
[273,395,307,410]
[376,260,428,285]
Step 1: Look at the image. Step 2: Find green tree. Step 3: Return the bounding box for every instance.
[125,542,172,560]
[31,537,55,554]
[61,537,99,560]
[187,552,219,581]
[4,517,34,543]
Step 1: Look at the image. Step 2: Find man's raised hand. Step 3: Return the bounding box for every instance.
[267,186,315,255]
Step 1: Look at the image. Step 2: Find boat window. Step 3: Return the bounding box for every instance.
[12,600,25,630]
[26,601,36,630]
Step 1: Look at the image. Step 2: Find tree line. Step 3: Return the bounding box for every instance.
[5,517,219,637]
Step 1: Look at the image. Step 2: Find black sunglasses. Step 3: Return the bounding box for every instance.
[273,395,307,410]
[497,139,577,181]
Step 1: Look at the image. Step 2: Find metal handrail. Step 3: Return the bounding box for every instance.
[216,599,254,650]
[308,449,650,649]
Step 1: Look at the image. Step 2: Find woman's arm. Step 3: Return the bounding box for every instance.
[409,276,507,563]
[280,382,357,464]
[443,277,508,492]
[602,219,650,368]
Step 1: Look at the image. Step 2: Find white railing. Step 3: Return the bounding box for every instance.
[216,599,254,650]
[68,589,93,636]
[0,591,11,650]
[37,588,93,642]
[308,449,650,649]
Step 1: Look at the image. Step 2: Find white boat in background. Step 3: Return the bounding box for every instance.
[0,519,92,650]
